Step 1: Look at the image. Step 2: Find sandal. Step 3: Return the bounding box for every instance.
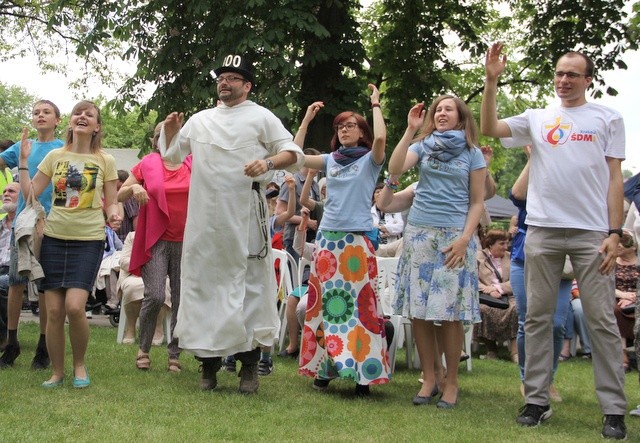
[558,353,571,362]
[136,353,151,370]
[168,359,182,373]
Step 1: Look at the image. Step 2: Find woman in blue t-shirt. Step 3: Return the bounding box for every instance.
[297,85,390,396]
[387,95,486,408]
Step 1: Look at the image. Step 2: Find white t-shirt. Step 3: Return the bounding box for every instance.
[501,103,625,231]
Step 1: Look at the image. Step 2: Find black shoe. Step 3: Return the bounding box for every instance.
[223,355,236,373]
[238,363,259,394]
[516,404,552,427]
[313,378,330,391]
[257,358,273,376]
[602,415,626,440]
[31,346,50,370]
[355,384,370,397]
[278,348,299,359]
[0,343,21,369]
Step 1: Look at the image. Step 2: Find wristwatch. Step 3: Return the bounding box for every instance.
[265,159,274,170]
[608,228,623,237]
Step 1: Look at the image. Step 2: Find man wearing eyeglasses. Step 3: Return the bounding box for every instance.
[158,54,303,395]
[481,42,627,440]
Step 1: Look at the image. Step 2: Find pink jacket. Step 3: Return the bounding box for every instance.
[129,152,191,276]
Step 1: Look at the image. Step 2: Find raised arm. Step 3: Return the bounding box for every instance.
[368,84,386,165]
[294,101,324,148]
[480,42,512,138]
[17,128,50,201]
[511,146,531,200]
[273,175,297,229]
[300,168,318,211]
[387,103,425,176]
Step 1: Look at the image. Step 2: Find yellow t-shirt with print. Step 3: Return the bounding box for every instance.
[38,148,118,241]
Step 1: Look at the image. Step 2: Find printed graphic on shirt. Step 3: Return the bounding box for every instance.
[52,161,99,208]
[329,163,359,178]
[542,117,572,146]
[542,116,599,146]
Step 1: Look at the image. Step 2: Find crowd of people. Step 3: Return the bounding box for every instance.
[0,44,636,440]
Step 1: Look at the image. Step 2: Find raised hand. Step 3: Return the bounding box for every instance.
[485,42,507,81]
[163,112,184,144]
[368,84,381,104]
[19,127,31,161]
[407,102,426,132]
[480,145,493,167]
[302,101,324,125]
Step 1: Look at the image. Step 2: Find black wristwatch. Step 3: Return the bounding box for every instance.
[265,159,274,170]
[608,228,623,237]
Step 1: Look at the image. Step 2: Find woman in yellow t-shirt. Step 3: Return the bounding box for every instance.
[18,100,121,389]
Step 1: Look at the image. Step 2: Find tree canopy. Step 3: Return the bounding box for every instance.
[1,0,637,192]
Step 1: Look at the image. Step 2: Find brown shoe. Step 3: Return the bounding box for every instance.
[168,359,182,373]
[198,357,222,390]
[238,363,259,394]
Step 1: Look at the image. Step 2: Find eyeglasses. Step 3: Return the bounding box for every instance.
[554,71,588,79]
[215,75,247,84]
[335,122,358,131]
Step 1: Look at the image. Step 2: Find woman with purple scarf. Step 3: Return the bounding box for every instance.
[387,95,486,409]
[297,85,391,396]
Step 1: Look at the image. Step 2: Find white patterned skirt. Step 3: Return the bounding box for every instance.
[393,224,481,324]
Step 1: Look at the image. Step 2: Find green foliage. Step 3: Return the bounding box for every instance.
[0,82,37,140]
[1,0,637,194]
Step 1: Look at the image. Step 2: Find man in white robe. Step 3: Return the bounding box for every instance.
[159,54,303,393]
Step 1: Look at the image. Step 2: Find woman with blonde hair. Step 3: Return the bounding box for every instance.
[387,95,485,408]
[19,100,121,388]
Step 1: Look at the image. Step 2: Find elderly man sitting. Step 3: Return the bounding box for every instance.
[0,183,19,350]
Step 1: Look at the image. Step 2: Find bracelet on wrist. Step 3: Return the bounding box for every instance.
[371,103,381,109]
[383,177,399,191]
[18,167,28,171]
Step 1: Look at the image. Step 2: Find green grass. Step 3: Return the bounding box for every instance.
[1,322,639,442]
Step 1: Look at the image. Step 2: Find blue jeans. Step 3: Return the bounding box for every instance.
[511,258,571,381]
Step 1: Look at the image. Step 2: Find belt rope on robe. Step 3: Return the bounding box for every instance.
[249,181,269,260]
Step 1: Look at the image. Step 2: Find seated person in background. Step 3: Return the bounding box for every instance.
[613,230,637,372]
[560,280,592,360]
[94,224,123,314]
[115,169,139,244]
[117,232,170,345]
[371,182,404,248]
[475,229,518,362]
[0,183,19,349]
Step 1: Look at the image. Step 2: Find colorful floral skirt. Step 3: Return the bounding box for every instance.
[299,230,391,385]
[393,224,481,324]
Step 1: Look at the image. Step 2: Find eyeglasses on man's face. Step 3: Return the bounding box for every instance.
[554,71,588,79]
[335,122,358,131]
[215,75,247,84]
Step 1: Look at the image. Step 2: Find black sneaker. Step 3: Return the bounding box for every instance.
[602,415,626,440]
[223,355,236,373]
[516,403,552,427]
[31,346,50,370]
[257,358,273,376]
[0,343,21,369]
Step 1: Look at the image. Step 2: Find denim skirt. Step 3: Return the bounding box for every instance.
[40,235,103,292]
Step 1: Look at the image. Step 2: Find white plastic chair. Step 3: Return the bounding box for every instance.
[272,249,297,351]
[116,302,171,344]
[376,257,409,372]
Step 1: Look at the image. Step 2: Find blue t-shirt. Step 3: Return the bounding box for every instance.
[408,138,485,228]
[319,152,383,232]
[0,139,63,218]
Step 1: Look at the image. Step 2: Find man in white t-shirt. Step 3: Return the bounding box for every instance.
[481,42,627,440]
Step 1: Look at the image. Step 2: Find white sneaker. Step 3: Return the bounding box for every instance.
[630,405,640,417]
[85,311,92,319]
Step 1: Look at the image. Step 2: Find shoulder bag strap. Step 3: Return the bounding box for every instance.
[482,250,503,283]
